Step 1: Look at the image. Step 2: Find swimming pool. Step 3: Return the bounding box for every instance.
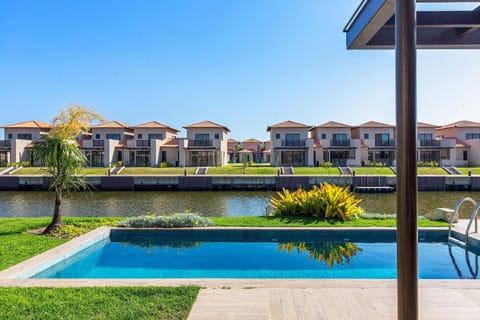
[31,229,480,279]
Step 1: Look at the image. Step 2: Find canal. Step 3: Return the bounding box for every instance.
[0,191,478,218]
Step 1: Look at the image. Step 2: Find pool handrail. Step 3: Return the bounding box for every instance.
[465,203,480,247]
[448,197,477,241]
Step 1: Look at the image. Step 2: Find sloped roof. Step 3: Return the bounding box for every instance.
[162,138,180,147]
[356,121,394,128]
[417,122,439,129]
[313,138,322,148]
[227,138,239,143]
[456,138,471,148]
[2,120,51,129]
[183,120,230,132]
[438,120,480,130]
[92,121,129,129]
[243,138,262,143]
[131,121,179,132]
[267,120,311,131]
[314,121,351,129]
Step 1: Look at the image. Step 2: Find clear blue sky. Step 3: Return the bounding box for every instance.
[1,0,479,141]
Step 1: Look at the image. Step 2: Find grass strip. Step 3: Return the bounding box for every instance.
[0,286,199,320]
[211,216,448,228]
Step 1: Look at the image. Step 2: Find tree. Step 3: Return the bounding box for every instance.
[33,104,105,234]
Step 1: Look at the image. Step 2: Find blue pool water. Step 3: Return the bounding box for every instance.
[33,230,480,279]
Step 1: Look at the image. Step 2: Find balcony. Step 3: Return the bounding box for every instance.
[281,139,306,147]
[0,140,11,148]
[375,140,395,147]
[330,139,351,147]
[189,139,213,147]
[92,139,105,148]
[136,140,150,147]
[419,140,441,147]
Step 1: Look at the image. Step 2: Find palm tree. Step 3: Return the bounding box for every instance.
[33,104,105,234]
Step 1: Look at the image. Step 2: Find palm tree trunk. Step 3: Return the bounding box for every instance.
[43,188,63,234]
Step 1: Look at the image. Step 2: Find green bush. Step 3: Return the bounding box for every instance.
[118,212,214,228]
[417,161,439,167]
[365,161,385,167]
[20,161,30,167]
[160,161,172,168]
[278,242,362,267]
[321,161,333,168]
[112,161,123,167]
[6,162,20,167]
[268,183,364,221]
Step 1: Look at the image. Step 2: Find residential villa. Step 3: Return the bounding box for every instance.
[310,121,361,167]
[0,120,51,166]
[436,120,480,167]
[1,118,480,168]
[178,121,230,167]
[267,120,314,167]
[228,138,270,164]
[351,121,397,166]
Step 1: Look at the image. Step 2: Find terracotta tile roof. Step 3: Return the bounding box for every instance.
[92,121,129,129]
[239,148,255,153]
[360,140,368,147]
[313,121,351,129]
[243,138,262,143]
[355,121,394,128]
[2,120,51,129]
[183,120,230,132]
[162,138,179,147]
[131,121,180,132]
[417,122,439,128]
[313,138,322,148]
[267,120,311,131]
[455,138,470,148]
[228,138,239,143]
[438,120,480,130]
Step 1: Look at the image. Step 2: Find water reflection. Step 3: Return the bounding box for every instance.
[278,242,363,268]
[0,190,478,217]
[448,243,479,279]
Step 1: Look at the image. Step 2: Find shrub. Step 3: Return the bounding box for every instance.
[118,212,214,228]
[321,161,333,168]
[417,161,439,167]
[160,161,172,168]
[20,161,31,167]
[278,242,362,267]
[365,161,385,167]
[6,162,20,167]
[268,183,364,221]
[112,161,123,167]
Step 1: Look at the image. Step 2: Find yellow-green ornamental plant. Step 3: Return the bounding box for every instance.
[268,183,364,221]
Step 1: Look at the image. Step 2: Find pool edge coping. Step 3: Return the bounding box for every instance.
[3,225,480,288]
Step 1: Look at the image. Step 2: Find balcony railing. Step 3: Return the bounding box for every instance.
[189,139,213,147]
[0,140,11,148]
[330,139,351,147]
[136,140,150,147]
[281,139,306,147]
[419,140,441,147]
[92,139,105,147]
[375,140,395,147]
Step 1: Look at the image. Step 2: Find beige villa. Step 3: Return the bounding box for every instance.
[0,120,51,166]
[351,121,397,167]
[178,121,230,167]
[436,120,480,166]
[267,120,314,167]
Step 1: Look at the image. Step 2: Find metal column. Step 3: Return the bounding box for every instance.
[395,0,418,319]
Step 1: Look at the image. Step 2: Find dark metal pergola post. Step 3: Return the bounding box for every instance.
[395,0,418,319]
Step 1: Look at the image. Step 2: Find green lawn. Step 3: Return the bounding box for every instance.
[352,167,395,175]
[293,167,341,175]
[12,167,109,175]
[457,167,480,175]
[0,286,199,320]
[120,167,196,175]
[207,165,277,175]
[417,167,448,175]
[211,216,447,228]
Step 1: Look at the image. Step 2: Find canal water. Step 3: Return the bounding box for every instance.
[0,191,478,218]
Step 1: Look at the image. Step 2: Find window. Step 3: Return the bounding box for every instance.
[418,133,433,142]
[466,133,480,140]
[95,134,101,139]
[321,133,326,139]
[137,134,143,139]
[463,151,468,161]
[106,134,121,140]
[375,133,391,146]
[275,133,280,139]
[7,133,13,139]
[148,133,163,140]
[364,133,369,139]
[195,134,209,141]
[214,133,220,139]
[17,133,32,140]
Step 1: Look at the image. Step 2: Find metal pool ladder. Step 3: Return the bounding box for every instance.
[448,197,479,247]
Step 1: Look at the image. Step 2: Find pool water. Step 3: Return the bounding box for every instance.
[33,234,480,279]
